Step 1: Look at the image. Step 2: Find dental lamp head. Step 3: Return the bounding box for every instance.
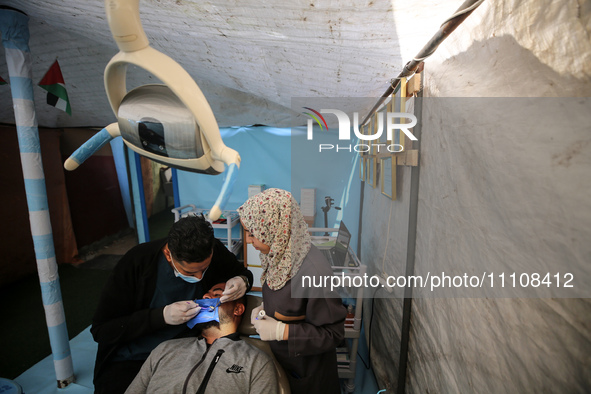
[65,0,240,220]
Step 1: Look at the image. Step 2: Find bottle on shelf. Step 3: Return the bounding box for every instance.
[345,304,355,328]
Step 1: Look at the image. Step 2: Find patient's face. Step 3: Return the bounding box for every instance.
[203,283,226,299]
[193,283,234,332]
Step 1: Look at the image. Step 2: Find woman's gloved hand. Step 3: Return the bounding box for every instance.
[250,302,264,325]
[220,276,248,303]
[253,314,287,341]
[163,300,201,325]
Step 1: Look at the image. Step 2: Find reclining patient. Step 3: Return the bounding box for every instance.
[125,283,279,393]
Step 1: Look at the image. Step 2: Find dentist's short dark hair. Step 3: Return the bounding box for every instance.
[167,215,214,263]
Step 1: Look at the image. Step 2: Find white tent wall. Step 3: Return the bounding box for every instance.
[0,0,466,128]
[361,0,591,392]
[1,0,589,391]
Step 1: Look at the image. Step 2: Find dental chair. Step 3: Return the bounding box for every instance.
[239,295,291,394]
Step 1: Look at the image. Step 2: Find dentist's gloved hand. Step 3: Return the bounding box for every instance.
[220,276,247,303]
[163,300,201,325]
[253,315,287,341]
[250,302,264,325]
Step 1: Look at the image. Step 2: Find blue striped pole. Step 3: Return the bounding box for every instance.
[0,7,75,387]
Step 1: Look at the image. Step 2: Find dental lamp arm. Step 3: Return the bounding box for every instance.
[103,0,241,221]
[105,0,149,53]
[208,161,239,221]
[64,123,121,171]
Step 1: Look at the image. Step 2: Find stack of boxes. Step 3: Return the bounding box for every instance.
[248,184,266,198]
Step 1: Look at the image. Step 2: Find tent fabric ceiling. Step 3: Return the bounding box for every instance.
[0,0,461,128]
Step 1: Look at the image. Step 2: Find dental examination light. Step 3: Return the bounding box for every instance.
[64,0,241,220]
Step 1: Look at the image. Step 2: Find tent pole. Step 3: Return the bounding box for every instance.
[359,0,485,126]
[0,6,75,388]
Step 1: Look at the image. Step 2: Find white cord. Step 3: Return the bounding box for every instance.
[440,0,485,27]
[412,0,486,64]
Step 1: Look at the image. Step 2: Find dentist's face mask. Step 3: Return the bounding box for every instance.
[166,246,213,283]
[172,259,208,283]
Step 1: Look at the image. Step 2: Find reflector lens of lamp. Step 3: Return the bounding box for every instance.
[117,84,205,160]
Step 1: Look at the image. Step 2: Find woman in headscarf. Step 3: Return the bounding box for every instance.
[238,188,347,394]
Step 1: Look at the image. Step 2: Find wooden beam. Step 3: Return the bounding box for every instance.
[396,149,419,167]
[406,73,422,97]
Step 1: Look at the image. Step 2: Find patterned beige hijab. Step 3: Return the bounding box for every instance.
[238,188,311,290]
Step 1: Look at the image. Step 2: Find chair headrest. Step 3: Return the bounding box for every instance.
[238,294,263,336]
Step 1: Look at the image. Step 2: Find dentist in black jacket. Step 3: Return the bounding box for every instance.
[91,215,253,394]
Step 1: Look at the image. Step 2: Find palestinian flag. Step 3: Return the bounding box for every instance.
[0,75,7,85]
[38,60,71,115]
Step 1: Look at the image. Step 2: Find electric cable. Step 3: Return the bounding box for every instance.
[412,0,486,63]
[359,0,486,126]
[439,0,485,27]
[357,349,370,369]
